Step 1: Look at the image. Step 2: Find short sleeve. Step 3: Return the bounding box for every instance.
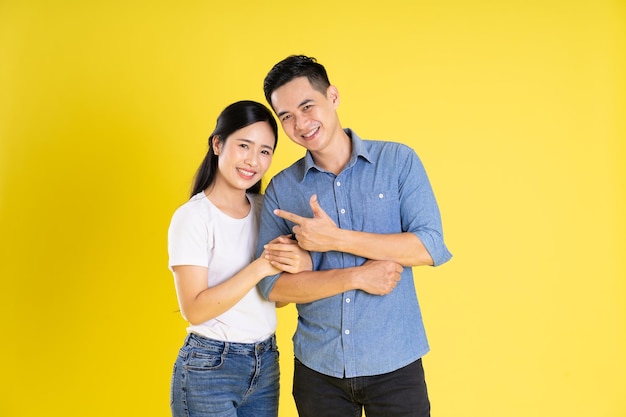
[167,204,214,270]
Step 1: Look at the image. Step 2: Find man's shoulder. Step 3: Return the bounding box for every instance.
[270,157,306,182]
[361,138,416,162]
[363,137,411,150]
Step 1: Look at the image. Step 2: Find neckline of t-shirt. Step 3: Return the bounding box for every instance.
[203,193,254,221]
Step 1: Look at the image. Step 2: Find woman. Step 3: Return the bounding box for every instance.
[168,100,310,417]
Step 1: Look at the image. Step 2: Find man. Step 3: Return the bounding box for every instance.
[258,55,452,417]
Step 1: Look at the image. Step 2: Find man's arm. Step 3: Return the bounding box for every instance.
[261,258,403,304]
[274,147,452,268]
[273,194,433,267]
[332,229,433,266]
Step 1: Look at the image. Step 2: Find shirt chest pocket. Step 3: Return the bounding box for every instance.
[353,189,402,233]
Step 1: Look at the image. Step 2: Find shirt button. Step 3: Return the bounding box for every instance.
[344,330,350,335]
[340,208,345,214]
[345,298,351,303]
[379,193,384,199]
[336,181,341,187]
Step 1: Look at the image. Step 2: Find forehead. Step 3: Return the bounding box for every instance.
[229,121,275,147]
[271,77,323,111]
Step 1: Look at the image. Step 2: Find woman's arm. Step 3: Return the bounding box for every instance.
[173,256,279,325]
[174,235,311,323]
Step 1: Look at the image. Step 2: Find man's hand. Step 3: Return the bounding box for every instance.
[273,194,339,252]
[355,260,403,295]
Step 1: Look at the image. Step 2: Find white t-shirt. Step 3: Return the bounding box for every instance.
[168,192,276,343]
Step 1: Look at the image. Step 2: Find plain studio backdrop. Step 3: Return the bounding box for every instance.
[1,1,624,416]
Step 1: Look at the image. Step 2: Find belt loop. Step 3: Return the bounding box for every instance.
[223,341,230,355]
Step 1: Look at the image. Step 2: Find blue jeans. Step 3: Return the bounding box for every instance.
[292,357,430,417]
[171,333,280,417]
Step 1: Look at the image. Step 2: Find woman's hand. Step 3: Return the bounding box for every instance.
[263,234,313,274]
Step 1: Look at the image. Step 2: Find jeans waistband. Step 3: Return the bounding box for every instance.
[185,333,276,355]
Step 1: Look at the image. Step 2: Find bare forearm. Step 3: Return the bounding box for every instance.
[268,259,403,304]
[333,230,434,267]
[268,268,357,304]
[183,279,256,324]
[178,259,277,325]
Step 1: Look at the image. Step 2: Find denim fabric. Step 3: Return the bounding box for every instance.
[256,129,452,378]
[171,333,280,417]
[292,357,430,417]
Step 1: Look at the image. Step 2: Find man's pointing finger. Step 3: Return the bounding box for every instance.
[273,208,304,224]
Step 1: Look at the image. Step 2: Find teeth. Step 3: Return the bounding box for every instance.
[303,126,318,138]
[238,168,255,177]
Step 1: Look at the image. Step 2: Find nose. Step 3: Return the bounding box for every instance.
[294,113,307,130]
[245,153,259,167]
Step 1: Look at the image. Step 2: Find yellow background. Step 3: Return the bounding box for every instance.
[1,1,624,416]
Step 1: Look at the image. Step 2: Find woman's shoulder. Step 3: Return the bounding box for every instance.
[249,193,264,206]
[171,192,211,222]
[248,193,264,219]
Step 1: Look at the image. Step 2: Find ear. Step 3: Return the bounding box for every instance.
[327,85,340,108]
[212,135,221,155]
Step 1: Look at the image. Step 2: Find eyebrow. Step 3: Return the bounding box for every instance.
[276,99,314,118]
[237,138,275,151]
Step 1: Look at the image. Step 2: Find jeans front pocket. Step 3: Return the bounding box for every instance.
[185,349,224,371]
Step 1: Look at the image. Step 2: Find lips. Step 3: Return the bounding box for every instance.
[237,168,256,179]
[301,126,320,140]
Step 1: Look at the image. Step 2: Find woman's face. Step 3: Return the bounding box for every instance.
[214,121,275,191]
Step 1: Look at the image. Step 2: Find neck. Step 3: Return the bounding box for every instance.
[311,129,352,175]
[204,181,250,218]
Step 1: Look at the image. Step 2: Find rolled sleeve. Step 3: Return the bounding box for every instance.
[399,147,452,266]
[257,272,281,301]
[415,229,452,266]
[256,180,290,300]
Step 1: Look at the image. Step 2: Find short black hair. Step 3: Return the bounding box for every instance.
[263,55,331,106]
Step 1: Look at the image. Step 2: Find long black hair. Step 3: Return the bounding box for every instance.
[190,100,278,197]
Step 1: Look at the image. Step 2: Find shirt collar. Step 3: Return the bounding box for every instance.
[300,128,372,181]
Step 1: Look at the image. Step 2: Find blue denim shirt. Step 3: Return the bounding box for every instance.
[256,129,452,378]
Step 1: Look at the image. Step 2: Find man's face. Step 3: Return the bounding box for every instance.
[270,77,340,153]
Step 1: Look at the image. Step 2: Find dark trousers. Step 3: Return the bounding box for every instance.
[293,357,430,417]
